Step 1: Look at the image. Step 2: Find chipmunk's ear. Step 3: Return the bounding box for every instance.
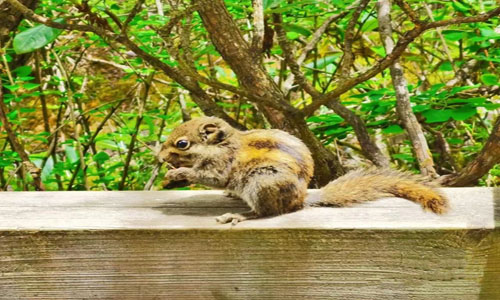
[199,122,226,144]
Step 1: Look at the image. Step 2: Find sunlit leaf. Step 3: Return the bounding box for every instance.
[13,24,62,54]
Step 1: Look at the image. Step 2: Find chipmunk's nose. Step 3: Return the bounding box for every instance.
[159,151,181,167]
[158,150,173,163]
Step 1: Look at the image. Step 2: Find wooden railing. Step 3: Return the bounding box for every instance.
[1,188,499,299]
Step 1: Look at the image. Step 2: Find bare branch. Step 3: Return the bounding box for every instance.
[423,124,459,173]
[377,0,437,177]
[250,0,265,57]
[118,73,153,190]
[326,99,390,167]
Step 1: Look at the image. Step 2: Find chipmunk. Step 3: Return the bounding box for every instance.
[159,117,448,224]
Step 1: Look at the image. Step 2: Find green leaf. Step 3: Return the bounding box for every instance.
[13,66,32,77]
[13,24,62,54]
[324,126,351,137]
[3,84,20,92]
[283,24,312,37]
[307,114,344,124]
[448,97,486,105]
[447,138,463,145]
[422,109,453,123]
[479,27,500,38]
[361,19,378,32]
[65,146,79,163]
[382,124,404,134]
[305,54,341,69]
[20,107,36,113]
[371,46,386,57]
[452,1,470,12]
[449,84,479,96]
[286,32,300,40]
[93,151,110,163]
[23,83,41,90]
[366,119,389,127]
[483,103,500,110]
[451,106,476,121]
[442,30,466,41]
[439,61,453,71]
[392,153,415,162]
[412,104,430,113]
[264,0,281,9]
[7,109,18,120]
[41,156,54,181]
[481,74,498,86]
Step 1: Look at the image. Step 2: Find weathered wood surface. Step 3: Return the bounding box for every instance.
[0,188,499,299]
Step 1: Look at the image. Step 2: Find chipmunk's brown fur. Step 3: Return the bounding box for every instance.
[160,117,448,224]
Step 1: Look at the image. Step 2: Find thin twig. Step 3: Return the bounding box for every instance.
[119,73,154,190]
[51,49,90,189]
[338,0,370,78]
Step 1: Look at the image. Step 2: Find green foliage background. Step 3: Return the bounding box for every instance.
[1,0,499,190]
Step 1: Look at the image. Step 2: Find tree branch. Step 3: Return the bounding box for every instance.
[326,98,390,167]
[377,0,437,177]
[250,0,265,57]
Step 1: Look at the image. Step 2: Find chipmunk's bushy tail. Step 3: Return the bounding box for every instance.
[313,168,448,214]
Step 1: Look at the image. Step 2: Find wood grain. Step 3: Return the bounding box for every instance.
[0,188,499,299]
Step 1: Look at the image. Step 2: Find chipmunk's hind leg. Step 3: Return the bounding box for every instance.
[243,171,306,217]
[216,168,307,225]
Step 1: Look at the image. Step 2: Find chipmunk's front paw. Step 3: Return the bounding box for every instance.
[163,167,194,189]
[165,167,193,181]
[215,213,247,225]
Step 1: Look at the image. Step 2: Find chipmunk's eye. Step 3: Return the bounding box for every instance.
[175,139,190,149]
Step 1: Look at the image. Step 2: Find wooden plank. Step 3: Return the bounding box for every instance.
[0,188,496,230]
[0,188,499,299]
